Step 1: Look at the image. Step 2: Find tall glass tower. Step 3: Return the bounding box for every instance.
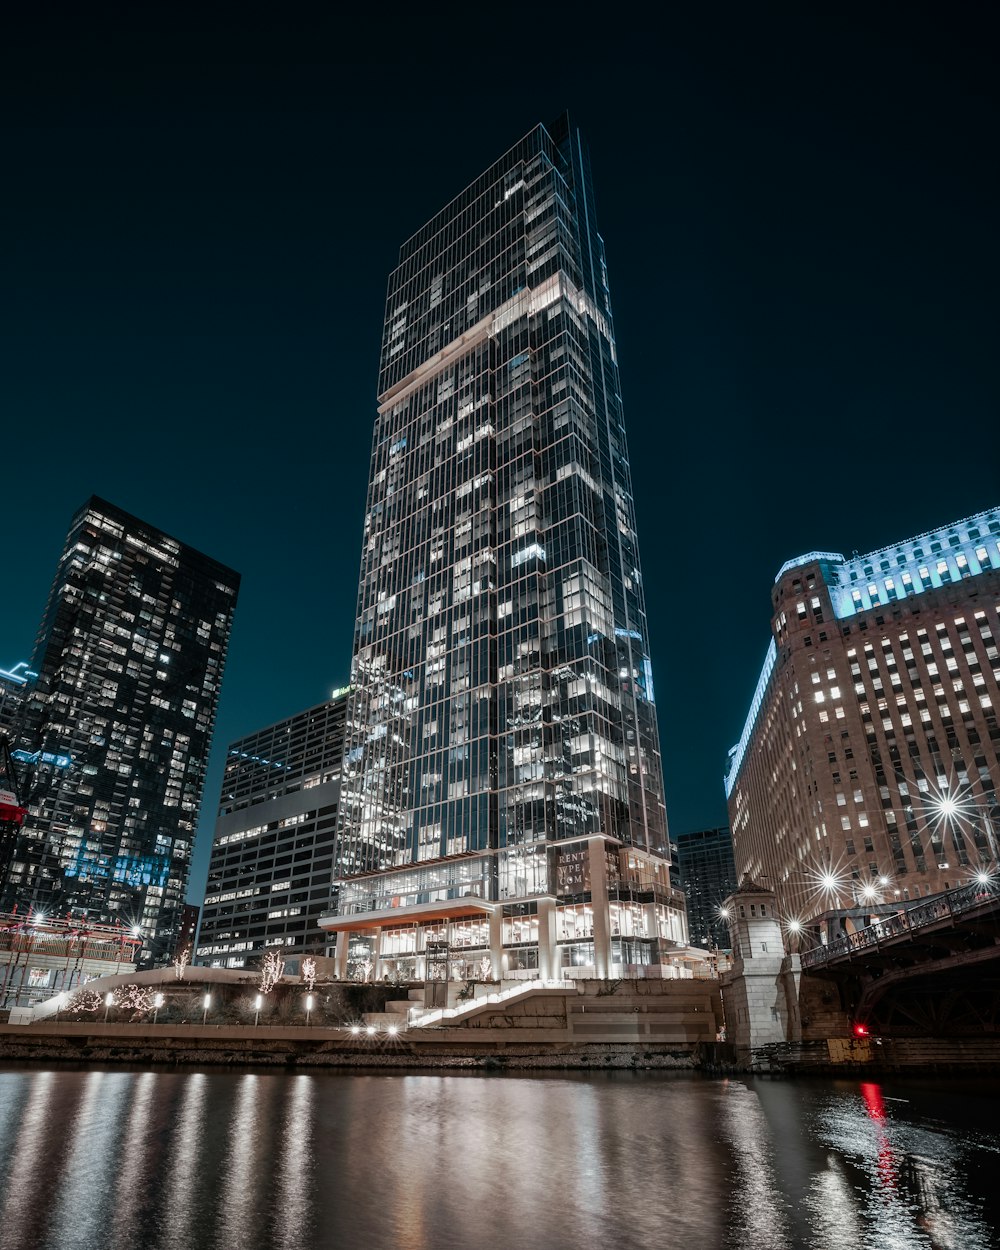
[7,497,239,959]
[325,116,686,981]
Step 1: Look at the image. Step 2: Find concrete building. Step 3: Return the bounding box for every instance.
[726,506,1000,924]
[197,690,348,969]
[719,876,800,1051]
[7,497,239,958]
[0,911,140,1007]
[323,116,686,982]
[675,826,737,949]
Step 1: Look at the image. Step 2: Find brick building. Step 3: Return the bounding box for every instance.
[726,506,1000,922]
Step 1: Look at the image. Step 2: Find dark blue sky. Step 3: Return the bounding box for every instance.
[2,7,997,902]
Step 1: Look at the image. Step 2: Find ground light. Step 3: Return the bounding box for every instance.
[254,993,263,1027]
[104,992,114,1023]
[154,992,164,1025]
[203,993,211,1026]
[306,993,314,1026]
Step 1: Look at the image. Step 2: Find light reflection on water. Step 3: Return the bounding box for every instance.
[0,1067,995,1250]
[158,1071,207,1250]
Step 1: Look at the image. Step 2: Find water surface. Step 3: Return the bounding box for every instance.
[0,1067,996,1249]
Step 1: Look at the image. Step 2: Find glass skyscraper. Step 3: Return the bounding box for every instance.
[675,826,738,950]
[6,497,239,958]
[324,116,686,981]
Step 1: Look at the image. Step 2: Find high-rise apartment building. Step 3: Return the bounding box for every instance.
[726,507,1000,923]
[7,497,239,957]
[198,690,347,968]
[323,116,685,981]
[0,663,34,740]
[675,826,737,949]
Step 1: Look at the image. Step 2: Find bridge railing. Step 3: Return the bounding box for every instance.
[801,878,999,969]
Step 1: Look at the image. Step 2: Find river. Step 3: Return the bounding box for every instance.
[0,1067,996,1249]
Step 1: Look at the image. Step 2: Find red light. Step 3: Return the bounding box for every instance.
[853,1022,869,1037]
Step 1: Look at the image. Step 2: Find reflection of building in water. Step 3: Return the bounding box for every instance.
[323,117,688,982]
[860,1080,954,1242]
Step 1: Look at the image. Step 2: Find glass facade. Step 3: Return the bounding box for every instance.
[326,117,684,980]
[198,691,347,968]
[5,497,239,959]
[675,826,737,949]
[0,663,33,740]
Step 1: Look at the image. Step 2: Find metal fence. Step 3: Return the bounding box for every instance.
[801,878,999,969]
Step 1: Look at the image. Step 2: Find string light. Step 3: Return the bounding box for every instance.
[259,951,285,994]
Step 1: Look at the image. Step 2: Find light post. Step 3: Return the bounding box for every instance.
[104,991,114,1023]
[202,993,211,1026]
[154,992,164,1025]
[255,993,263,1027]
[305,993,314,1027]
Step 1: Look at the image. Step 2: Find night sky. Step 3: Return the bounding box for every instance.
[2,8,997,903]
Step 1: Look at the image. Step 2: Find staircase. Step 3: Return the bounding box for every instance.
[361,986,424,1032]
[407,980,575,1029]
[360,981,579,1032]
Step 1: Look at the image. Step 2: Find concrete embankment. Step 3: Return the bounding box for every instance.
[0,1022,702,1070]
[703,1036,1000,1076]
[0,978,721,1070]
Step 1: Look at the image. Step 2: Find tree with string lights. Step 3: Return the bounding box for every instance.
[259,950,285,994]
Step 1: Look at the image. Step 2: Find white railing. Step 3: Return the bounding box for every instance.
[409,980,576,1028]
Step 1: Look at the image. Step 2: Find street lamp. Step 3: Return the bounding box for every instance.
[104,991,114,1023]
[153,992,164,1025]
[202,993,211,1026]
[254,993,263,1027]
[305,993,314,1026]
[783,917,804,954]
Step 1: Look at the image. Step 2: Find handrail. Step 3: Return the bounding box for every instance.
[801,879,998,968]
[409,980,576,1028]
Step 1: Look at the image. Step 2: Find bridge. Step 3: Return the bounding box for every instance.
[799,879,1000,1037]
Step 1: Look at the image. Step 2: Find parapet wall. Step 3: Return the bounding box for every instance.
[457,978,722,1044]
